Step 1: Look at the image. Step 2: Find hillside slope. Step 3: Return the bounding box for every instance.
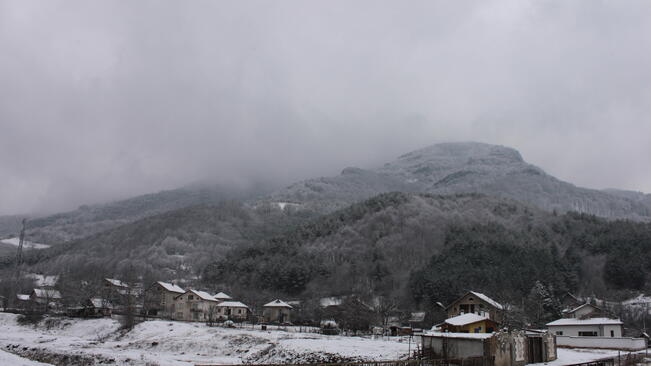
[0,182,275,245]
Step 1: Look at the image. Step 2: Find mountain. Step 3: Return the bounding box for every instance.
[272,142,651,220]
[0,181,276,246]
[4,142,649,248]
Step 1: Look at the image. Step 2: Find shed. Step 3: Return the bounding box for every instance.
[263,299,293,324]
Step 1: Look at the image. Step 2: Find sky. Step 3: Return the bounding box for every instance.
[1,0,651,215]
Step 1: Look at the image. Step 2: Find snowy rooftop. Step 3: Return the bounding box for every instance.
[105,278,128,288]
[217,301,249,308]
[90,298,112,309]
[32,289,62,299]
[320,296,343,307]
[16,294,30,301]
[547,317,623,326]
[213,292,232,300]
[25,273,59,287]
[157,281,185,294]
[445,313,488,326]
[264,299,293,308]
[564,303,601,314]
[188,289,219,302]
[623,294,651,305]
[423,331,494,340]
[469,291,503,310]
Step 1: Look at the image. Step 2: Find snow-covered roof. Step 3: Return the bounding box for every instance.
[32,288,62,299]
[105,278,128,288]
[187,289,219,302]
[320,296,343,307]
[16,294,30,301]
[423,331,494,340]
[264,299,293,308]
[213,292,232,300]
[25,273,59,287]
[216,301,249,308]
[90,298,112,309]
[469,291,503,310]
[546,317,623,326]
[157,281,185,294]
[410,312,426,322]
[445,313,489,326]
[623,294,651,306]
[563,303,601,314]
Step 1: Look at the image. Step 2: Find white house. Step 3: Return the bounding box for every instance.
[546,317,623,337]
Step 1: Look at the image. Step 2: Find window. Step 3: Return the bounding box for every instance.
[579,331,598,337]
[238,309,242,314]
[188,295,194,300]
[610,330,615,337]
[556,331,563,336]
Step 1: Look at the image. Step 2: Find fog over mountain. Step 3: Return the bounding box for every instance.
[2,1,651,215]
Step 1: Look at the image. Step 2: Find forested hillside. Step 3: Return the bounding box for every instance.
[205,192,651,316]
[3,201,316,283]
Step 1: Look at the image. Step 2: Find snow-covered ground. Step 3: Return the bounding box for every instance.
[0,313,411,366]
[1,237,50,249]
[530,348,633,366]
[0,349,53,366]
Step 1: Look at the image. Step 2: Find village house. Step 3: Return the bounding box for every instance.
[16,293,31,310]
[446,291,504,324]
[547,317,647,351]
[173,289,219,322]
[263,299,292,323]
[546,317,623,337]
[439,313,498,333]
[216,301,249,321]
[30,288,62,312]
[144,281,185,318]
[562,303,606,319]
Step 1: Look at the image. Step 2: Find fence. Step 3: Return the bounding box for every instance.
[196,357,495,366]
[556,336,647,351]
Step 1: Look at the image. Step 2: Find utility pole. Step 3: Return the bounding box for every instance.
[13,219,27,298]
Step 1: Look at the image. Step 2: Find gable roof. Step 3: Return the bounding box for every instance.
[213,292,232,300]
[446,291,503,310]
[186,289,219,302]
[32,288,62,299]
[216,301,249,308]
[546,317,623,326]
[444,313,489,326]
[563,303,602,314]
[157,281,185,294]
[264,299,293,308]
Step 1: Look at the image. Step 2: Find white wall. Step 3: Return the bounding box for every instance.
[548,324,622,337]
[556,336,646,351]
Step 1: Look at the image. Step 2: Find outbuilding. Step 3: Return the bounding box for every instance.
[546,317,623,337]
[263,299,293,323]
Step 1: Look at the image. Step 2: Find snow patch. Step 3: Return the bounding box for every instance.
[1,238,50,249]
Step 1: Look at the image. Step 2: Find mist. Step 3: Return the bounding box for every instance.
[1,0,651,215]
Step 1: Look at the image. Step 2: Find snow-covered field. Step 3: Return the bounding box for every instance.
[0,313,411,366]
[0,349,53,366]
[1,237,50,249]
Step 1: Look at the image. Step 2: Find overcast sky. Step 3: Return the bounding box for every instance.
[1,0,651,215]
